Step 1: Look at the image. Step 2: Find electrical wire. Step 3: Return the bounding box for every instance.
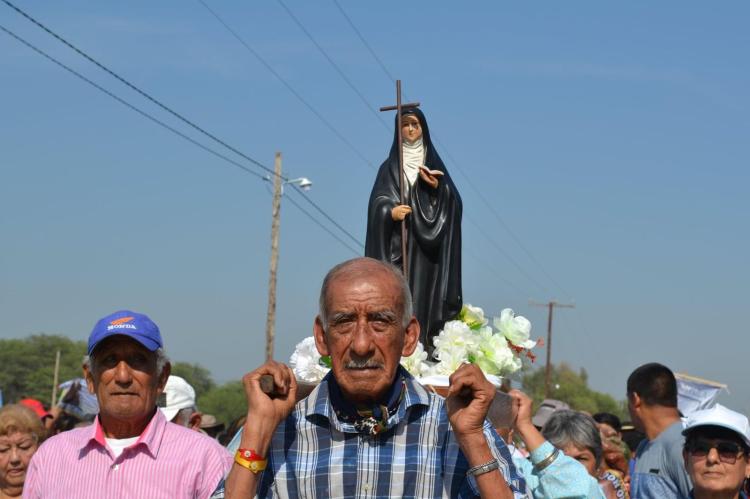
[274,0,542,289]
[275,0,390,132]
[463,245,533,298]
[3,0,365,249]
[0,23,364,254]
[286,189,361,255]
[331,0,572,300]
[196,0,376,171]
[2,0,282,178]
[331,0,396,83]
[291,185,363,249]
[466,217,551,296]
[439,144,572,299]
[0,23,267,181]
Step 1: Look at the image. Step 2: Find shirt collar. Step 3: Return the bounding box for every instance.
[85,408,167,459]
[305,366,431,434]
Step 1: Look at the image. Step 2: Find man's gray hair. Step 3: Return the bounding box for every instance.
[85,348,170,376]
[173,406,197,427]
[318,257,413,331]
[541,410,603,467]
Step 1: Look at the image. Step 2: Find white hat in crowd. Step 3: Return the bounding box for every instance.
[159,375,197,422]
[682,404,750,448]
[532,399,570,428]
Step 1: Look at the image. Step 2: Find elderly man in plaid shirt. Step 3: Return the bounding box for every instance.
[223,257,527,498]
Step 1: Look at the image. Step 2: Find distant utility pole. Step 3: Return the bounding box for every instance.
[263,154,312,361]
[530,300,575,399]
[265,153,283,362]
[50,350,61,407]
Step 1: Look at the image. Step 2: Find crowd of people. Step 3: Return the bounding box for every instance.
[1,257,748,498]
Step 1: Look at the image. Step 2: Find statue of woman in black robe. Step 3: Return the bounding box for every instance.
[365,108,462,353]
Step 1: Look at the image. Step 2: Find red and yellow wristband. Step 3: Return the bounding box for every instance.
[234,448,268,474]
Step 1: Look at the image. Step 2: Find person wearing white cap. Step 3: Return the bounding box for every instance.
[160,375,202,431]
[682,404,750,499]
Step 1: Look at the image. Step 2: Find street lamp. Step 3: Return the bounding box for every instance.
[264,153,312,361]
[264,176,313,193]
[288,177,312,191]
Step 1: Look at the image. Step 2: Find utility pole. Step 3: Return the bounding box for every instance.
[50,350,61,407]
[265,152,282,362]
[530,300,575,399]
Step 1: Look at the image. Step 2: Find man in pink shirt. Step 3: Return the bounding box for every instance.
[23,310,232,499]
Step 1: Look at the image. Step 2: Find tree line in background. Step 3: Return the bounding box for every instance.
[0,335,626,428]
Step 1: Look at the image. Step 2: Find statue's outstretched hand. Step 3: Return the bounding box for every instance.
[391,204,412,221]
[419,166,443,189]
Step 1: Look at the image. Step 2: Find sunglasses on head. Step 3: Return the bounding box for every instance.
[687,439,747,464]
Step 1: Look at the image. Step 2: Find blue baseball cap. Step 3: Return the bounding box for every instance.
[87,310,163,355]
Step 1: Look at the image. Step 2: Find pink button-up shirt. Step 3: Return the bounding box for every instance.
[23,409,232,499]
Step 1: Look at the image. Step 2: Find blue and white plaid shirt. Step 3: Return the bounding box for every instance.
[227,369,528,498]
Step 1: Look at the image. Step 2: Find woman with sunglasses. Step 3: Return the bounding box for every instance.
[682,404,750,499]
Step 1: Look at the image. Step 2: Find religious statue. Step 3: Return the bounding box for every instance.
[365,104,463,353]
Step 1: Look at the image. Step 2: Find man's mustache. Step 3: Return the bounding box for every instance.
[345,358,384,369]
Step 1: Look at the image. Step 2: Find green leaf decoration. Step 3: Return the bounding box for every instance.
[319,355,332,369]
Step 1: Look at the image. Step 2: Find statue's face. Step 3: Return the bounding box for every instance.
[401,114,422,144]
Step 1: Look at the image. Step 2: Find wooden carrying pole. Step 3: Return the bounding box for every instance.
[265,153,282,361]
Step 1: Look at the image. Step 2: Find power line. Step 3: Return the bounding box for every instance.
[1,0,281,181]
[331,0,396,83]
[3,0,364,250]
[275,0,390,132]
[0,23,363,254]
[196,0,376,171]
[466,217,551,296]
[291,185,363,249]
[276,2,533,290]
[332,0,572,300]
[463,245,533,298]
[439,144,572,300]
[286,189,361,255]
[0,24,267,181]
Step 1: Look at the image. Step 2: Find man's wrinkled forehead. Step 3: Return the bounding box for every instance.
[325,267,401,306]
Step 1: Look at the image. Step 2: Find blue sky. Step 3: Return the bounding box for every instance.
[2,1,748,413]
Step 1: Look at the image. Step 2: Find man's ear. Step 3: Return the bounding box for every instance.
[157,361,171,394]
[188,411,202,432]
[631,392,642,410]
[313,316,329,357]
[83,361,96,394]
[401,317,420,357]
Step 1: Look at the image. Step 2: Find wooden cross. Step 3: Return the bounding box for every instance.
[380,80,420,278]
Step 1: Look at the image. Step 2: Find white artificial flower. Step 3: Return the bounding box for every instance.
[430,320,480,375]
[473,326,517,376]
[460,304,487,329]
[493,308,536,349]
[431,320,478,373]
[428,348,468,376]
[289,336,330,383]
[400,342,430,378]
[433,320,479,353]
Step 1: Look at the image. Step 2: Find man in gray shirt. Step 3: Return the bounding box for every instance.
[627,362,692,498]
